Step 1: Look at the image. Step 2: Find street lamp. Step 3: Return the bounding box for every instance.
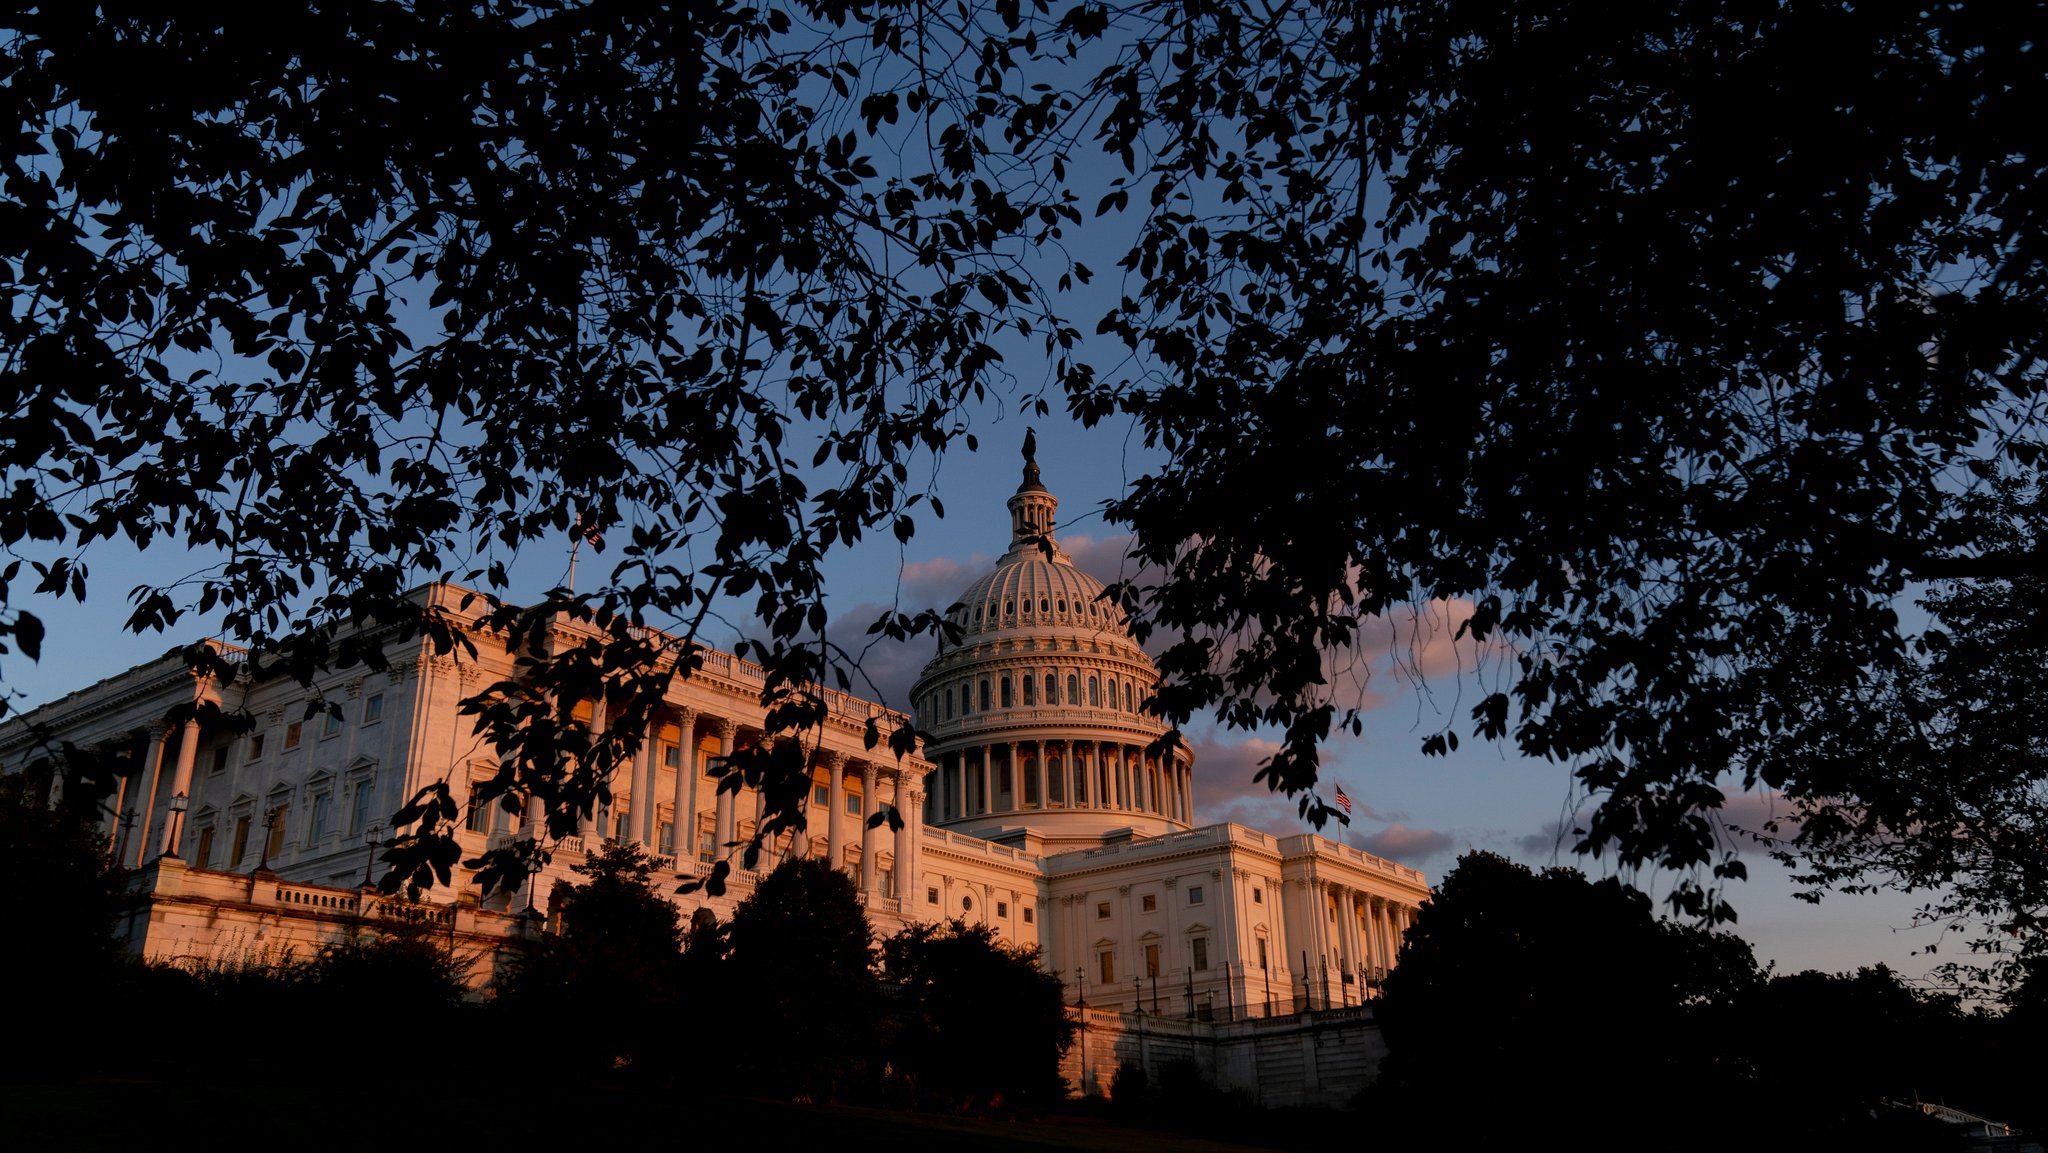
[164,793,189,857]
[361,820,385,888]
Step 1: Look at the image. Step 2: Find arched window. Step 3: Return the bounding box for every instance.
[979,679,991,711]
[1040,597,1050,615]
[961,682,972,715]
[1067,674,1079,706]
[1046,674,1059,705]
[1125,682,1134,711]
[945,688,954,720]
[1057,598,1066,614]
[1023,675,1036,705]
[1089,677,1101,707]
[1000,676,1013,707]
[1022,597,1032,617]
[1005,598,1014,616]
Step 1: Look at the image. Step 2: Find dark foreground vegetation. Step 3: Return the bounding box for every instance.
[11,779,2048,1152]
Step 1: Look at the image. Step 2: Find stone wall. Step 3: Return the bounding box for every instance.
[1062,1004,1388,1109]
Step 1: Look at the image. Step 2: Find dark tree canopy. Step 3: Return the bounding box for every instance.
[1074,0,2048,976]
[5,1,2047,982]
[881,917,1074,1110]
[718,856,879,1100]
[496,840,685,1073]
[1375,851,1761,1134]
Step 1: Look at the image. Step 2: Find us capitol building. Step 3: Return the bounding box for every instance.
[4,450,1429,1092]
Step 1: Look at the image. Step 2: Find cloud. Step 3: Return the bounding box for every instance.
[897,553,992,611]
[1358,823,1456,861]
[1511,789,1799,863]
[1187,732,1456,864]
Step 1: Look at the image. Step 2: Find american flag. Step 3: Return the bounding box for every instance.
[1334,783,1353,815]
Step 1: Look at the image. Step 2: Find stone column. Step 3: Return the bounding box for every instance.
[133,728,167,868]
[825,751,847,868]
[669,709,697,866]
[713,719,737,857]
[628,728,654,847]
[859,761,879,898]
[159,717,202,856]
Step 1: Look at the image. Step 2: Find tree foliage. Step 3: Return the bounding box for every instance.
[881,918,1073,1111]
[6,0,2048,979]
[1375,851,1761,1139]
[0,0,1100,897]
[1072,0,2048,961]
[718,856,879,1100]
[496,840,684,1074]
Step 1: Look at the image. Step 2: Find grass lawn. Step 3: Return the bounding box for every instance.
[2,1079,1330,1152]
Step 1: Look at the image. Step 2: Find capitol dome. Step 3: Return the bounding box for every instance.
[911,447,1194,848]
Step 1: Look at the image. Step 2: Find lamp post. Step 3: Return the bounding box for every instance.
[164,793,189,857]
[255,806,282,872]
[361,820,385,888]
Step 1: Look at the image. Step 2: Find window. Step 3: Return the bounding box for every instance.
[945,688,954,720]
[1022,906,1034,924]
[1000,677,1013,707]
[349,779,373,835]
[659,822,674,855]
[1067,674,1079,705]
[210,746,230,774]
[813,784,830,807]
[230,815,251,865]
[283,721,302,750]
[1192,937,1210,971]
[1098,950,1114,985]
[962,895,974,912]
[699,827,716,863]
[322,708,343,739]
[1125,683,1134,711]
[927,887,940,906]
[1089,677,1101,707]
[467,790,493,833]
[1253,886,1264,905]
[979,679,991,711]
[1039,597,1049,615]
[194,825,215,867]
[879,866,894,898]
[1023,676,1036,706]
[1096,901,1111,919]
[845,792,861,816]
[959,682,970,715]
[248,733,265,761]
[1188,885,1204,906]
[1141,894,1157,913]
[264,804,290,859]
[664,743,681,769]
[363,692,384,724]
[1145,942,1160,978]
[997,901,1009,918]
[1045,674,1058,704]
[306,792,332,844]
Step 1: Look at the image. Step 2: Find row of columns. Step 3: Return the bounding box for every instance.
[595,707,926,909]
[1309,879,1416,1001]
[930,739,1191,824]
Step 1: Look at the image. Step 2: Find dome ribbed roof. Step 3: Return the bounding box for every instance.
[946,550,1130,642]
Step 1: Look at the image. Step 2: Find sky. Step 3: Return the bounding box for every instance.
[0,19,1960,987]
